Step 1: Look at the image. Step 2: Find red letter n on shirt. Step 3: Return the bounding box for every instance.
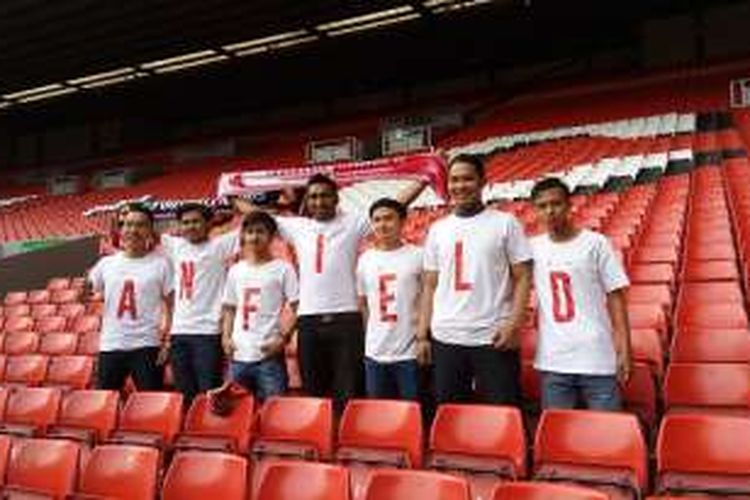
[117,280,138,320]
[242,288,261,330]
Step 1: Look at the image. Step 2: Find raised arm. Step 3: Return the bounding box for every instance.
[395,179,429,208]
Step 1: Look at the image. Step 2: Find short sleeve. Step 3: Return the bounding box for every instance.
[213,228,240,259]
[597,236,630,292]
[282,263,300,303]
[161,258,175,295]
[423,226,440,272]
[504,215,533,265]
[222,268,239,306]
[88,259,105,293]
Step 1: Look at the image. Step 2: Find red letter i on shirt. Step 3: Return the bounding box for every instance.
[117,280,137,319]
[315,234,324,274]
[180,261,195,300]
[454,241,473,291]
[242,288,261,330]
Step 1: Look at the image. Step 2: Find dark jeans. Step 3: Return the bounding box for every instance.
[541,371,622,411]
[364,358,419,400]
[433,339,521,406]
[97,347,163,391]
[231,356,288,401]
[298,312,365,414]
[170,334,223,405]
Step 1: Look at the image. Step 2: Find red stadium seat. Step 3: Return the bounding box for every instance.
[492,481,608,499]
[45,355,94,390]
[621,362,658,430]
[3,332,40,355]
[631,329,664,378]
[47,389,119,444]
[85,301,103,316]
[3,315,34,334]
[629,263,675,288]
[47,277,72,291]
[35,315,68,335]
[363,469,470,500]
[253,396,333,460]
[0,435,11,485]
[676,303,749,331]
[0,387,62,436]
[75,332,99,355]
[670,328,750,363]
[0,386,9,417]
[76,444,159,500]
[39,333,79,356]
[684,260,740,282]
[685,243,737,261]
[110,391,183,448]
[31,303,57,319]
[175,393,254,454]
[631,246,679,265]
[656,413,750,497]
[3,304,30,319]
[51,288,82,305]
[427,404,526,500]
[3,354,49,386]
[628,304,668,343]
[5,438,80,499]
[3,292,28,307]
[534,409,647,499]
[628,284,672,314]
[664,363,750,415]
[255,461,349,500]
[26,289,50,305]
[58,303,85,320]
[162,451,249,500]
[72,315,101,335]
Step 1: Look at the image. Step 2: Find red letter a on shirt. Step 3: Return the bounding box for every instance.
[117,280,138,319]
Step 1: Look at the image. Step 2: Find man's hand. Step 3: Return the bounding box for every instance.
[260,334,287,357]
[416,338,431,366]
[493,321,521,350]
[616,352,632,385]
[222,336,236,357]
[157,340,170,366]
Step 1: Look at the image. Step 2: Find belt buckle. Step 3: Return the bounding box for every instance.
[320,314,334,324]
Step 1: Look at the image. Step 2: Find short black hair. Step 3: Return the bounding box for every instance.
[530,177,571,200]
[241,211,278,236]
[448,153,485,179]
[306,173,338,193]
[369,197,407,220]
[123,202,154,226]
[176,202,213,222]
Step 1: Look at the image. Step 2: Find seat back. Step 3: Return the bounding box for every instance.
[51,288,82,304]
[78,445,159,499]
[492,481,608,499]
[670,329,750,363]
[182,393,254,453]
[676,303,748,330]
[31,304,58,319]
[257,396,333,459]
[4,291,28,306]
[39,333,79,356]
[47,277,72,291]
[57,390,119,441]
[45,355,94,389]
[72,315,101,335]
[4,315,33,333]
[664,363,750,413]
[5,386,62,431]
[4,332,40,355]
[6,438,80,497]
[27,289,51,305]
[363,469,470,500]
[58,303,85,320]
[429,404,526,477]
[255,461,349,500]
[4,354,50,385]
[162,451,248,500]
[35,315,68,334]
[534,409,648,490]
[118,391,183,444]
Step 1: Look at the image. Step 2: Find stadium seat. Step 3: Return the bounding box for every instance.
[670,328,750,363]
[45,355,94,390]
[58,303,85,320]
[76,445,159,500]
[621,362,658,430]
[47,390,119,444]
[427,404,526,500]
[492,481,609,499]
[175,392,254,454]
[0,386,9,417]
[110,391,183,448]
[685,243,736,261]
[629,263,675,288]
[656,413,750,496]
[35,315,68,335]
[683,260,740,282]
[39,333,79,356]
[50,289,81,305]
[253,396,333,460]
[664,362,750,415]
[362,469,471,500]
[631,246,679,265]
[75,332,99,355]
[627,304,668,343]
[4,292,28,307]
[0,434,11,484]
[85,301,103,316]
[3,315,34,334]
[3,354,49,386]
[533,409,647,499]
[628,284,672,314]
[47,277,72,291]
[0,387,62,437]
[255,461,349,500]
[630,329,664,377]
[675,303,749,331]
[71,315,101,335]
[26,290,50,305]
[31,303,57,319]
[3,332,40,355]
[5,438,80,499]
[162,451,249,500]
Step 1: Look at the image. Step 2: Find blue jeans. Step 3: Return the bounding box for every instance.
[231,356,288,401]
[364,358,418,400]
[541,371,622,411]
[170,335,223,405]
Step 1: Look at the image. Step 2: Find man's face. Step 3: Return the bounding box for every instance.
[306,183,338,221]
[121,211,153,253]
[241,224,273,253]
[533,187,571,231]
[371,206,403,244]
[179,210,209,243]
[448,161,484,209]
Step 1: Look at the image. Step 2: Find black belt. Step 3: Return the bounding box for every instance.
[300,311,361,324]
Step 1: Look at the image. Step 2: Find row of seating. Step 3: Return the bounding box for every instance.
[0,332,97,356]
[0,355,94,388]
[2,289,82,307]
[0,314,100,334]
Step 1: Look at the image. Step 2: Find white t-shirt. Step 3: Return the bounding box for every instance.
[222,259,299,363]
[277,212,369,316]
[424,209,532,346]
[356,245,423,363]
[532,229,630,375]
[89,252,174,352]
[161,231,238,335]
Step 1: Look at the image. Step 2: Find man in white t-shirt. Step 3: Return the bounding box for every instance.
[418,154,532,405]
[236,174,427,413]
[357,198,423,400]
[88,203,174,391]
[161,202,238,405]
[530,177,632,410]
[222,211,299,400]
